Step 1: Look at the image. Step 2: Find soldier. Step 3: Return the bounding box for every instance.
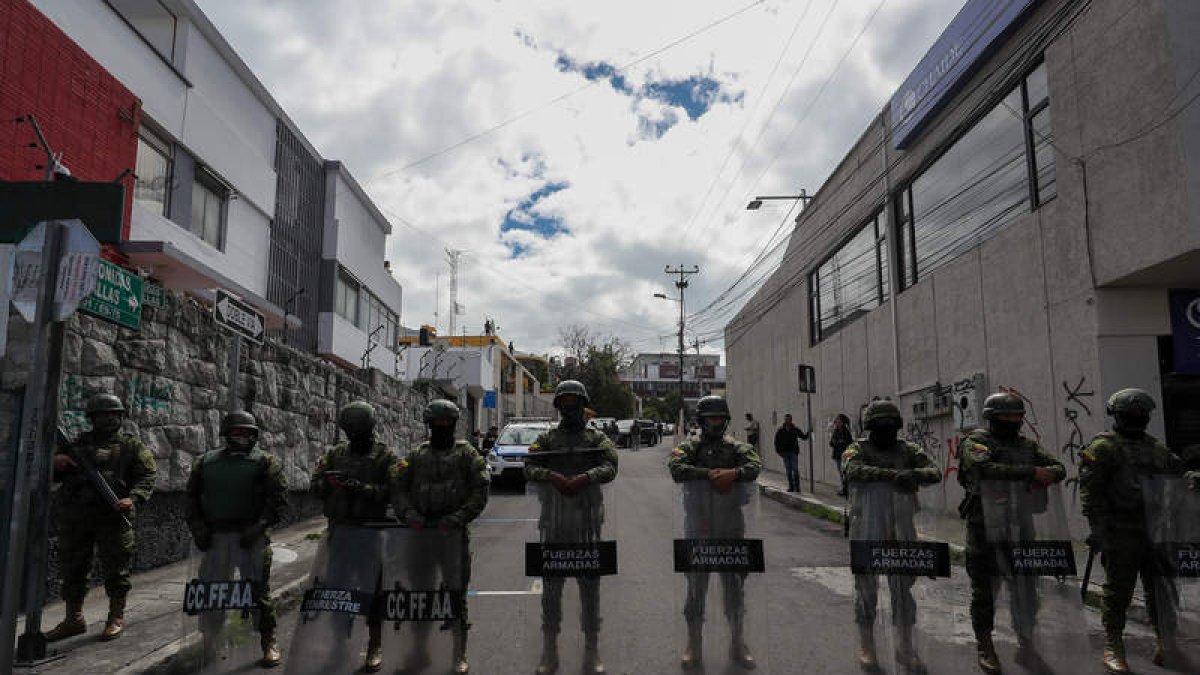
[957,392,1065,674]
[391,399,490,674]
[185,410,288,667]
[311,400,397,673]
[843,399,941,672]
[525,380,619,675]
[44,393,157,642]
[668,395,762,670]
[1079,388,1190,673]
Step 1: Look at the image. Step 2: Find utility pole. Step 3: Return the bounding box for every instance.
[664,265,699,398]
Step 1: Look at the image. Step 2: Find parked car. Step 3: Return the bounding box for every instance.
[614,419,636,448]
[637,419,660,446]
[486,420,553,484]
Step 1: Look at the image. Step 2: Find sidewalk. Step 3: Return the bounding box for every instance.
[755,468,1197,632]
[14,518,328,675]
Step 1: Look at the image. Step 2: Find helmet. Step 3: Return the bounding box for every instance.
[85,393,125,416]
[696,395,731,419]
[338,401,376,436]
[423,399,461,424]
[553,380,590,408]
[220,410,259,436]
[982,392,1025,419]
[862,400,902,430]
[1106,388,1156,416]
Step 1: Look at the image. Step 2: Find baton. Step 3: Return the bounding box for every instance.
[1080,547,1096,602]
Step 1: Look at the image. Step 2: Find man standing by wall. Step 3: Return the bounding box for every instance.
[743,414,760,450]
[773,414,809,493]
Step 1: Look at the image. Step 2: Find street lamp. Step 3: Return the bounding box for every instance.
[746,188,812,211]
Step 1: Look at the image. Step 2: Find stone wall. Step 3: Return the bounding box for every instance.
[1,292,448,598]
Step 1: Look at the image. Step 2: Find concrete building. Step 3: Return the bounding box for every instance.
[621,352,726,400]
[725,0,1200,522]
[27,0,402,369]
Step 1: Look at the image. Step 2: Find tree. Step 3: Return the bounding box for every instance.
[642,390,684,426]
[554,324,636,418]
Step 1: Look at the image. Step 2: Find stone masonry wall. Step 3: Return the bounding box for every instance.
[1,292,447,599]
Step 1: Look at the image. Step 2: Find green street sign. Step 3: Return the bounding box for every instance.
[79,260,143,329]
[143,282,166,309]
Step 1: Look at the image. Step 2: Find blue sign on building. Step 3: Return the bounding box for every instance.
[483,390,498,409]
[1169,290,1200,375]
[890,0,1038,149]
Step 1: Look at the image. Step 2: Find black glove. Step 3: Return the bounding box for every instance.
[1086,531,1106,551]
[893,469,918,492]
[240,521,266,549]
[194,530,213,552]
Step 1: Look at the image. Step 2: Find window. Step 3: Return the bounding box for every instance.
[134,127,172,216]
[107,0,177,62]
[335,269,360,325]
[809,213,889,342]
[1022,63,1056,205]
[190,169,226,248]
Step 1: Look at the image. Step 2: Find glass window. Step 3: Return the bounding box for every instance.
[134,128,172,216]
[191,169,225,249]
[810,213,888,342]
[1024,62,1056,206]
[107,0,177,62]
[335,270,359,325]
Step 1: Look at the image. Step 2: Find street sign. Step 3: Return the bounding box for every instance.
[79,259,144,329]
[11,221,101,322]
[143,282,167,310]
[483,390,497,409]
[797,364,816,393]
[214,289,264,344]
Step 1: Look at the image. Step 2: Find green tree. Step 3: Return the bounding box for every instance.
[555,324,636,418]
[643,390,683,425]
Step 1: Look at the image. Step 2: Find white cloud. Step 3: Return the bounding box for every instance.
[199,0,965,356]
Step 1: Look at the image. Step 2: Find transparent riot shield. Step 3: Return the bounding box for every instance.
[978,480,1087,672]
[379,526,465,674]
[848,481,964,674]
[178,532,267,673]
[1143,475,1200,672]
[671,479,768,673]
[523,479,621,674]
[284,524,384,675]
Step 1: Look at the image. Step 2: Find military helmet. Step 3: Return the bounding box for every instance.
[553,380,590,408]
[695,395,731,419]
[862,399,902,430]
[85,393,125,416]
[1106,388,1156,416]
[338,400,376,436]
[423,399,460,424]
[982,392,1025,419]
[220,410,259,435]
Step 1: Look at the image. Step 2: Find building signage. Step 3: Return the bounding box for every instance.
[890,0,1037,149]
[1169,289,1200,375]
[483,390,497,409]
[659,363,680,379]
[214,288,265,344]
[696,364,716,379]
[79,258,143,330]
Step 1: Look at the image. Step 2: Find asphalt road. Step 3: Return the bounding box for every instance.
[262,439,1176,675]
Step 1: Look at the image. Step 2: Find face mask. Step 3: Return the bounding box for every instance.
[92,415,122,436]
[701,417,727,440]
[430,425,456,448]
[867,423,900,447]
[1113,413,1149,436]
[989,419,1023,438]
[227,435,257,453]
[559,407,586,430]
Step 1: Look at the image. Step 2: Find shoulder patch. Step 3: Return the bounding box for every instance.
[842,446,860,462]
[1080,447,1097,464]
[671,446,687,458]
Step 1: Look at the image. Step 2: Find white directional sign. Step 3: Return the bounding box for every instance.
[11,220,101,323]
[214,289,265,344]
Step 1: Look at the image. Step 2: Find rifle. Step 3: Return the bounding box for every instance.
[58,425,133,528]
[1080,547,1096,602]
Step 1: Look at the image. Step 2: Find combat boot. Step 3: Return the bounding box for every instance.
[535,629,559,675]
[100,595,126,641]
[730,620,756,670]
[1014,635,1049,673]
[44,599,87,642]
[1102,628,1130,673]
[452,628,470,674]
[582,631,606,674]
[857,624,879,671]
[260,631,281,668]
[364,622,384,673]
[1152,631,1181,667]
[894,625,926,674]
[680,622,703,669]
[975,633,1001,674]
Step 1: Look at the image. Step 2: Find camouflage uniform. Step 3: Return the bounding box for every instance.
[958,428,1065,639]
[843,437,940,628]
[667,434,761,626]
[53,429,156,607]
[186,443,288,637]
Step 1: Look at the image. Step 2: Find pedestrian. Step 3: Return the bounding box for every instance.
[311,401,398,673]
[830,414,853,496]
[843,399,941,672]
[483,426,499,452]
[743,413,760,449]
[668,395,761,670]
[773,414,809,492]
[186,411,288,667]
[470,429,483,452]
[629,419,641,451]
[44,393,157,643]
[391,399,490,674]
[1079,388,1195,672]
[525,381,618,675]
[957,392,1064,674]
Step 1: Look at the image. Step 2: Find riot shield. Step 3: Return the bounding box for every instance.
[284,524,384,675]
[523,479,621,674]
[848,481,961,674]
[179,532,268,673]
[671,479,768,673]
[379,526,465,673]
[978,480,1087,672]
[1143,475,1200,671]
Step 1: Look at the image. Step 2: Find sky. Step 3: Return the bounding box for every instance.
[200,0,967,359]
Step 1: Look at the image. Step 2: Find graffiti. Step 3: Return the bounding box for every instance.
[905,418,941,463]
[1062,377,1094,416]
[58,374,174,438]
[943,436,962,482]
[1060,377,1094,503]
[127,373,173,412]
